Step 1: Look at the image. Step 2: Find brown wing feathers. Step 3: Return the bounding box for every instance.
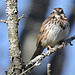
[31,17,50,60]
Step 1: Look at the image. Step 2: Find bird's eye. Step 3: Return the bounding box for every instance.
[52,11,54,13]
[61,10,63,13]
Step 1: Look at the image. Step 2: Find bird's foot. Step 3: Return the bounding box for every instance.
[47,45,54,53]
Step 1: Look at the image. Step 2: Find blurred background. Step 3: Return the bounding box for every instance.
[0,0,75,75]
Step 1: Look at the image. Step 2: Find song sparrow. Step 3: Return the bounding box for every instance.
[31,8,70,60]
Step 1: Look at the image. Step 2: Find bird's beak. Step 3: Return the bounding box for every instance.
[57,11,60,15]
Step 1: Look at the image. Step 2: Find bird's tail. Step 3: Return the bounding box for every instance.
[24,45,44,71]
[31,45,44,60]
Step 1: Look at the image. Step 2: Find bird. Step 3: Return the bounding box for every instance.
[31,8,70,60]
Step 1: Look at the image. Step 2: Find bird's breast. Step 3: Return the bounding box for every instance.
[41,21,69,47]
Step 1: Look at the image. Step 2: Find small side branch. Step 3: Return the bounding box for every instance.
[0,19,6,23]
[47,63,51,75]
[20,35,75,75]
[18,14,25,21]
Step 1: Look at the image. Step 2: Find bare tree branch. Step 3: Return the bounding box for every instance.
[4,0,24,74]
[0,0,25,75]
[18,14,25,21]
[20,35,75,75]
[0,19,6,23]
[47,63,51,75]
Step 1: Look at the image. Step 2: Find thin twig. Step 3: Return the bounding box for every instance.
[18,14,25,21]
[0,19,6,23]
[20,35,75,75]
[20,65,35,75]
[47,63,51,75]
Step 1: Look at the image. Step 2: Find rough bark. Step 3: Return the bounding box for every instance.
[5,0,22,74]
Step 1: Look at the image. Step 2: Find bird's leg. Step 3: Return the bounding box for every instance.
[47,45,52,50]
[47,45,54,54]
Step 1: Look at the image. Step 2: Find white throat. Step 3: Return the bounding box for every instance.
[55,15,60,18]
